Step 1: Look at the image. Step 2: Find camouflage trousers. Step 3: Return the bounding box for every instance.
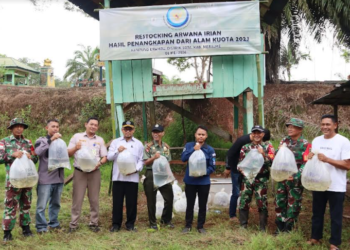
[274,177,304,223]
[2,187,32,231]
[239,176,268,213]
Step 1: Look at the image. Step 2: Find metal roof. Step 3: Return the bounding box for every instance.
[0,57,40,74]
[311,81,350,106]
[67,0,287,24]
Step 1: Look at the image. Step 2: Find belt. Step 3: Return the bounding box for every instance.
[74,167,95,173]
[146,167,153,170]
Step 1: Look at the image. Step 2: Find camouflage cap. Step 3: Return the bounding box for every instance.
[7,117,29,130]
[286,118,304,128]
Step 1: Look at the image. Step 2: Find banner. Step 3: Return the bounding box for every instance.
[100,2,261,60]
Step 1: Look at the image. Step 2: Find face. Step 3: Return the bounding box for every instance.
[46,121,59,136]
[152,131,164,141]
[122,127,135,138]
[321,118,337,137]
[251,131,264,143]
[11,124,25,137]
[85,119,99,134]
[194,128,208,143]
[287,125,302,137]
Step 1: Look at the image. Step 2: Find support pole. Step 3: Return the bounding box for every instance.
[256,54,264,126]
[142,103,148,143]
[234,96,239,140]
[243,91,253,134]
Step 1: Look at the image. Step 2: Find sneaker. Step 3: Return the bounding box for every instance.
[229,217,239,223]
[181,227,191,234]
[3,231,13,242]
[89,225,100,233]
[22,225,33,237]
[149,225,158,231]
[126,227,137,232]
[161,222,175,229]
[110,225,120,232]
[197,228,207,234]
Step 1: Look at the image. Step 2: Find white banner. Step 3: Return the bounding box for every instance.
[100,2,261,60]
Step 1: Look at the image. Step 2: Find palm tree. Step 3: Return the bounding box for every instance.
[64,45,100,82]
[280,42,311,81]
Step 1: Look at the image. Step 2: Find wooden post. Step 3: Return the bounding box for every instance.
[142,102,148,143]
[149,101,156,125]
[256,54,264,126]
[234,96,239,140]
[243,91,253,134]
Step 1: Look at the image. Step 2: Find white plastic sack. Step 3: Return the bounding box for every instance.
[301,151,332,191]
[10,153,38,188]
[189,148,207,177]
[271,143,298,182]
[207,193,214,205]
[156,201,164,219]
[174,197,187,213]
[152,155,175,188]
[76,146,98,172]
[172,180,182,201]
[117,150,136,175]
[156,191,164,202]
[237,149,264,183]
[213,188,230,207]
[48,138,71,172]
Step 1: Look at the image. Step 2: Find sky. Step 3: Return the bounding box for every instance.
[0,0,349,82]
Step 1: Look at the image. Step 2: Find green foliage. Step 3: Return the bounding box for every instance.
[54,77,71,88]
[341,49,350,63]
[79,97,108,124]
[161,75,182,84]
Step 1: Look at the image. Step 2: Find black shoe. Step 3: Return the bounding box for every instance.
[3,230,13,242]
[89,225,100,232]
[274,220,285,235]
[110,225,120,232]
[149,225,158,231]
[181,227,191,234]
[161,221,175,229]
[259,211,268,232]
[197,228,207,234]
[239,209,249,229]
[68,228,77,234]
[22,225,33,237]
[284,222,294,233]
[126,227,137,232]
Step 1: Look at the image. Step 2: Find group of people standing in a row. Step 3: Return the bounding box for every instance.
[0,114,349,250]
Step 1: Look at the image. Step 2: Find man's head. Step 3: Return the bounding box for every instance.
[8,118,28,138]
[251,125,265,144]
[122,120,135,139]
[320,114,337,138]
[85,117,99,135]
[286,118,304,138]
[194,125,208,144]
[46,119,59,137]
[151,124,164,141]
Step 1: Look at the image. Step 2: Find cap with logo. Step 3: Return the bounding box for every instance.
[122,121,135,128]
[286,118,304,128]
[7,117,29,130]
[251,125,265,132]
[152,124,164,132]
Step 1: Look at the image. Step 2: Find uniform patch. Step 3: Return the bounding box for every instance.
[212,153,216,157]
[183,147,186,152]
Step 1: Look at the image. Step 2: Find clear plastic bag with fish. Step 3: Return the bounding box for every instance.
[237,149,264,183]
[48,138,71,172]
[76,146,98,172]
[10,153,38,188]
[188,148,207,177]
[213,188,230,207]
[152,155,175,188]
[271,143,298,182]
[117,150,136,175]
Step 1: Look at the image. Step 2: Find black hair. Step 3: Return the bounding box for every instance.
[321,114,337,123]
[46,119,59,125]
[86,117,99,124]
[263,129,270,142]
[195,125,208,133]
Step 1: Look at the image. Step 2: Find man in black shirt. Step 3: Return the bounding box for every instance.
[224,129,271,221]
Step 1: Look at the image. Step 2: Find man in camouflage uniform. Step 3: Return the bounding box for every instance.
[143,124,174,230]
[0,118,38,242]
[274,118,310,233]
[238,125,274,231]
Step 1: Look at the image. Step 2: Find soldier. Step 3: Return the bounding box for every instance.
[0,118,38,242]
[274,118,310,234]
[143,124,174,230]
[238,125,274,231]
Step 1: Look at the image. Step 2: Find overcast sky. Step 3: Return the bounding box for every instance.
[0,0,349,82]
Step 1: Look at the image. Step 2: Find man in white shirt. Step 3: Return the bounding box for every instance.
[107,121,144,232]
[307,114,350,250]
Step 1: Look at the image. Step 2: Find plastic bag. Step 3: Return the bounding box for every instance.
[152,155,175,188]
[156,201,164,219]
[156,191,164,202]
[301,151,332,191]
[117,150,136,175]
[172,180,182,201]
[174,196,187,213]
[10,153,38,188]
[271,143,298,182]
[213,188,230,207]
[188,148,207,177]
[48,138,71,172]
[76,146,98,172]
[237,149,264,183]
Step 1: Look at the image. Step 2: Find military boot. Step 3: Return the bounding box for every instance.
[239,209,249,229]
[22,225,33,237]
[259,211,268,232]
[274,219,285,235]
[3,230,13,242]
[284,221,294,233]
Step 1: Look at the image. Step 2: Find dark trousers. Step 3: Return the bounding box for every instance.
[185,184,210,229]
[112,181,138,228]
[143,169,174,226]
[311,191,345,246]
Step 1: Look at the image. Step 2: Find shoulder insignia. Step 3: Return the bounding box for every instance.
[163,142,170,149]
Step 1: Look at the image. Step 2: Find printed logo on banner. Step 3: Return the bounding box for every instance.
[165,6,190,29]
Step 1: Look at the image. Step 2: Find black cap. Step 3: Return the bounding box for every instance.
[152,124,164,132]
[251,125,265,132]
[122,121,135,128]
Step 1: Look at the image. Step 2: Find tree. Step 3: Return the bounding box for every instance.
[64,44,101,82]
[161,75,182,84]
[280,42,311,81]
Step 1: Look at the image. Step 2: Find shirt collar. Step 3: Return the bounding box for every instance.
[286,135,304,143]
[83,131,96,139]
[121,136,135,142]
[10,134,24,141]
[153,140,163,147]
